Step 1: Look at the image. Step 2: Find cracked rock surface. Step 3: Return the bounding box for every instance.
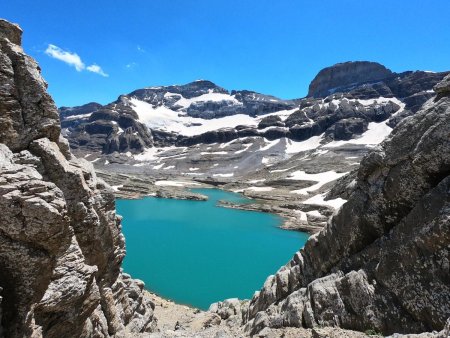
[0,19,156,337]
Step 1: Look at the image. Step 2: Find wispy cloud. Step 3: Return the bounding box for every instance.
[86,64,109,77]
[45,44,85,71]
[45,44,108,77]
[125,62,138,69]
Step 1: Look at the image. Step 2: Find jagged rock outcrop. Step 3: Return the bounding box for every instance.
[0,19,156,337]
[240,74,450,335]
[60,103,154,154]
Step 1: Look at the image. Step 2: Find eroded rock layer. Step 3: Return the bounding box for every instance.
[0,19,155,338]
[239,74,450,335]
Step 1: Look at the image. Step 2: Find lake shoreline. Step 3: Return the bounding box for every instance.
[105,172,321,235]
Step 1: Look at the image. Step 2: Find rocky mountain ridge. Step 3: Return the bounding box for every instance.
[0,19,155,337]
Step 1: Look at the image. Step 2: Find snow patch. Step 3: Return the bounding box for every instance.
[303,193,347,209]
[326,122,392,148]
[259,139,281,151]
[213,173,234,178]
[155,180,200,187]
[285,135,323,154]
[246,186,274,192]
[152,163,165,170]
[289,170,348,195]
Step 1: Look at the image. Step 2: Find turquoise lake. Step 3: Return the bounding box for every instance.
[117,188,309,310]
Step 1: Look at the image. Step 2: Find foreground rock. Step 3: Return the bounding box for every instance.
[239,75,450,335]
[0,19,155,337]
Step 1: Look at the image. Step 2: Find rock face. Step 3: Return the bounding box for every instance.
[241,74,450,335]
[307,61,447,115]
[0,19,155,337]
[60,102,154,155]
[308,61,393,98]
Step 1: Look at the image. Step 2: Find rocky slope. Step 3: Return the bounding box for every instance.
[215,74,450,336]
[0,19,155,337]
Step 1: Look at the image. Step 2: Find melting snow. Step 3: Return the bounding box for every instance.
[130,98,254,136]
[246,186,274,192]
[248,179,266,183]
[213,173,234,177]
[326,122,392,148]
[64,113,92,120]
[306,210,323,218]
[259,139,281,151]
[235,142,253,154]
[294,210,308,222]
[289,170,348,195]
[285,135,323,154]
[303,193,347,210]
[200,151,228,155]
[155,180,200,187]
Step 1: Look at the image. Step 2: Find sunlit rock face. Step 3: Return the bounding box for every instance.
[0,19,156,337]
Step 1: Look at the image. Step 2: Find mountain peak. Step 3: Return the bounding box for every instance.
[308,61,393,98]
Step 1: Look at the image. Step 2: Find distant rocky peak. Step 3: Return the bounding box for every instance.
[126,80,229,103]
[308,61,393,98]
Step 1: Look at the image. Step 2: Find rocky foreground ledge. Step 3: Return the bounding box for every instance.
[0,19,155,337]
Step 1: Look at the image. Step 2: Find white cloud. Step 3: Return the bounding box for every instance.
[45,44,85,71]
[86,64,108,77]
[125,62,137,69]
[45,44,108,77]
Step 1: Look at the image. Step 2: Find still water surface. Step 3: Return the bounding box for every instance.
[117,188,309,310]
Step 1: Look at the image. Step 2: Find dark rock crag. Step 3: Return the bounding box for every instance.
[236,74,450,335]
[308,61,393,98]
[0,19,155,337]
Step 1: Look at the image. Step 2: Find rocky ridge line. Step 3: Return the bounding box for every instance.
[0,19,156,337]
[59,62,448,157]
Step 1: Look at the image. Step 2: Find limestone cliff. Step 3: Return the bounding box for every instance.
[237,74,450,335]
[0,19,155,338]
[307,61,393,97]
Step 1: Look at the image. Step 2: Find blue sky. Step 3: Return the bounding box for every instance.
[3,0,450,107]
